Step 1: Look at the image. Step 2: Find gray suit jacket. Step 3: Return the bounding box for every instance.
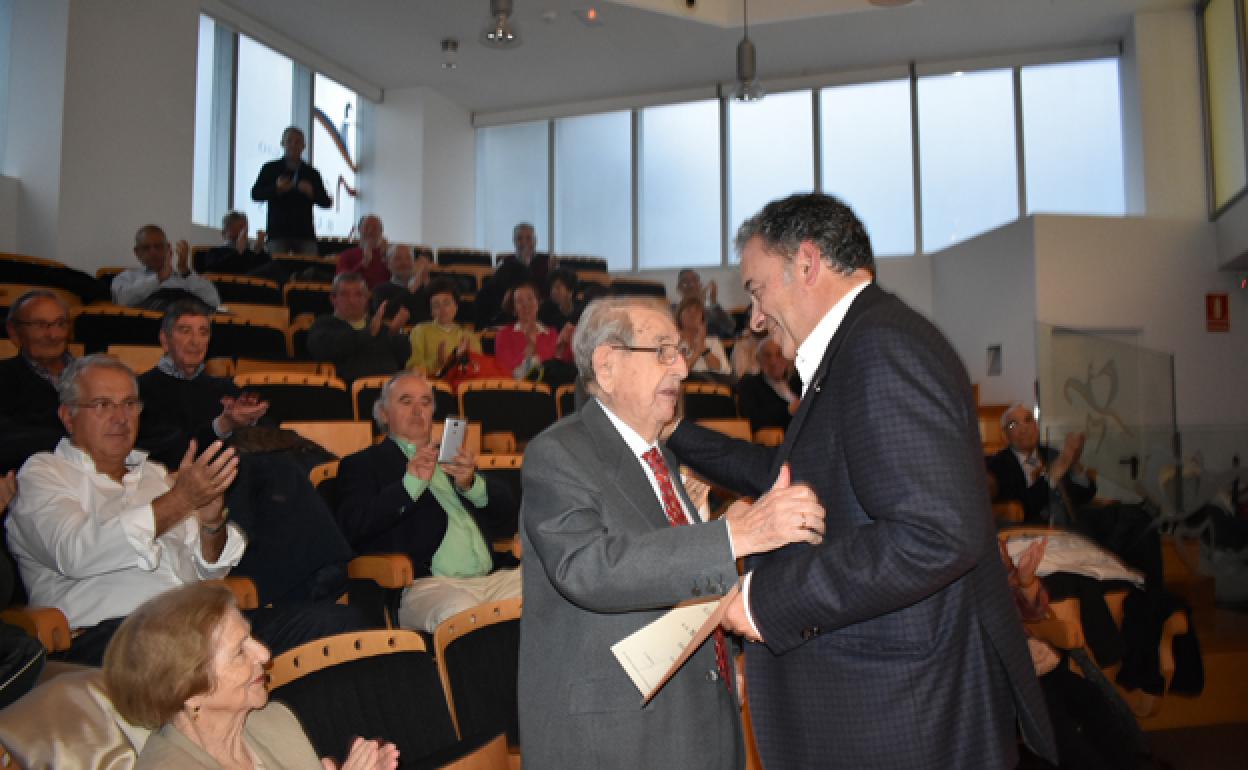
[135,702,321,769]
[518,399,744,770]
[669,283,1057,769]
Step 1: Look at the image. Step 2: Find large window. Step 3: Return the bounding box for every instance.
[476,52,1127,269]
[1203,0,1247,210]
[312,73,357,236]
[728,90,814,257]
[192,16,365,235]
[476,121,549,255]
[555,111,632,271]
[1022,59,1125,216]
[820,79,915,255]
[639,100,721,268]
[232,36,293,232]
[918,69,1019,252]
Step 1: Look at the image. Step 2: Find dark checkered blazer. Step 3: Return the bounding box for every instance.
[669,283,1057,769]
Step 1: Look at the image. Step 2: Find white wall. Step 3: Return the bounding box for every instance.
[0,175,17,252]
[56,0,199,268]
[362,89,424,244]
[1033,216,1247,429]
[3,0,69,262]
[930,218,1038,406]
[419,87,475,249]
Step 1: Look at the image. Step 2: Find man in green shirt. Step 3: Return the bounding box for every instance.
[334,371,519,631]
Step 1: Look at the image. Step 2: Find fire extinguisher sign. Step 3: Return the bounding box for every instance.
[1207,293,1230,332]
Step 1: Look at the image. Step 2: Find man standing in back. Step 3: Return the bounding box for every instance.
[251,126,331,256]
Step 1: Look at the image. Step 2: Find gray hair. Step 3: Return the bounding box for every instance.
[734,192,874,277]
[134,224,166,248]
[7,289,68,325]
[160,300,212,336]
[1000,402,1032,433]
[572,297,654,386]
[58,354,136,411]
[372,370,429,433]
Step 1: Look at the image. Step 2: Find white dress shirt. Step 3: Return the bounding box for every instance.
[111,266,221,309]
[793,279,871,397]
[5,438,245,629]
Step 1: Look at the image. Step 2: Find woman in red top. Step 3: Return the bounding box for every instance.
[494,282,571,379]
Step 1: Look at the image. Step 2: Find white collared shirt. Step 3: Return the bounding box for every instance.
[598,400,705,524]
[5,438,245,629]
[794,279,871,397]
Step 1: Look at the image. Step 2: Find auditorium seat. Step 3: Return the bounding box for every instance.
[554,383,576,418]
[429,266,485,296]
[287,313,316,359]
[71,305,162,353]
[271,253,336,280]
[609,278,667,298]
[459,380,555,449]
[105,344,163,374]
[283,281,333,319]
[555,255,608,273]
[695,418,753,442]
[235,358,334,377]
[681,382,738,420]
[437,248,493,267]
[233,373,352,423]
[267,630,507,769]
[280,420,373,458]
[433,598,522,757]
[207,316,287,360]
[205,273,282,305]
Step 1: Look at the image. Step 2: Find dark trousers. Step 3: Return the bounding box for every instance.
[1039,659,1153,770]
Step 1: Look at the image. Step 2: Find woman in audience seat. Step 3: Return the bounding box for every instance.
[104,583,398,770]
[407,278,481,376]
[493,282,572,380]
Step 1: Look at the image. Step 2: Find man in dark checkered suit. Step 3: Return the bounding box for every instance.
[668,193,1058,769]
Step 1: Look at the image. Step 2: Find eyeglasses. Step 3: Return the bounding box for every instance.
[611,344,681,365]
[72,398,144,417]
[1004,415,1035,432]
[11,318,69,331]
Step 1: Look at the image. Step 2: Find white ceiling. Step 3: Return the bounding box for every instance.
[218,0,1191,115]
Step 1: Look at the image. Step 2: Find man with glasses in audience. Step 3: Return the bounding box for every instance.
[0,290,75,472]
[987,403,1095,526]
[6,354,242,665]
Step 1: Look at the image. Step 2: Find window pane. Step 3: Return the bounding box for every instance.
[191,15,218,227]
[312,73,358,237]
[918,69,1018,252]
[1022,59,1125,216]
[233,35,293,233]
[820,79,915,255]
[476,121,549,254]
[1206,0,1247,208]
[555,111,632,271]
[639,100,721,268]
[729,90,814,260]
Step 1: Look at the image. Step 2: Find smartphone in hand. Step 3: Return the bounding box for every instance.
[438,417,469,463]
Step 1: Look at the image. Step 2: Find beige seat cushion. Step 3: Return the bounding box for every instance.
[0,668,150,770]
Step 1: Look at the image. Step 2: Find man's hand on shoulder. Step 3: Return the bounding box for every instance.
[725,464,825,557]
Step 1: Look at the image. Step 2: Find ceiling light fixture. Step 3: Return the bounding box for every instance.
[731,0,764,102]
[482,0,521,49]
[441,38,459,69]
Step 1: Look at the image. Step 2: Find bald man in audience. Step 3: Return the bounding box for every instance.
[112,225,221,311]
[336,371,519,632]
[306,272,411,384]
[0,290,75,472]
[370,244,432,324]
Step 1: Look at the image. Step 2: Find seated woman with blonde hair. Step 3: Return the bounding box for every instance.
[104,583,398,770]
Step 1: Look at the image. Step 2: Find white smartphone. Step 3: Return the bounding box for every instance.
[438,418,469,463]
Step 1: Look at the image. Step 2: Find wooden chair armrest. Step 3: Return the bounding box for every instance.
[348,554,414,589]
[992,501,1024,522]
[1025,617,1084,650]
[0,605,72,652]
[219,576,259,610]
[1158,609,1190,689]
[492,534,522,560]
[437,732,510,770]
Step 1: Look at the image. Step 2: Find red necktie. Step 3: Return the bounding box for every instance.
[642,447,734,695]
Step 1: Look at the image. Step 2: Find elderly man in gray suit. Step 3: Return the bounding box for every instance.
[518,296,826,769]
[667,193,1058,769]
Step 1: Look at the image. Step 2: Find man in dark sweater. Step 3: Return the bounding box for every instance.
[0,290,74,472]
[370,244,432,324]
[736,338,800,432]
[307,272,411,385]
[250,126,331,256]
[136,301,270,469]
